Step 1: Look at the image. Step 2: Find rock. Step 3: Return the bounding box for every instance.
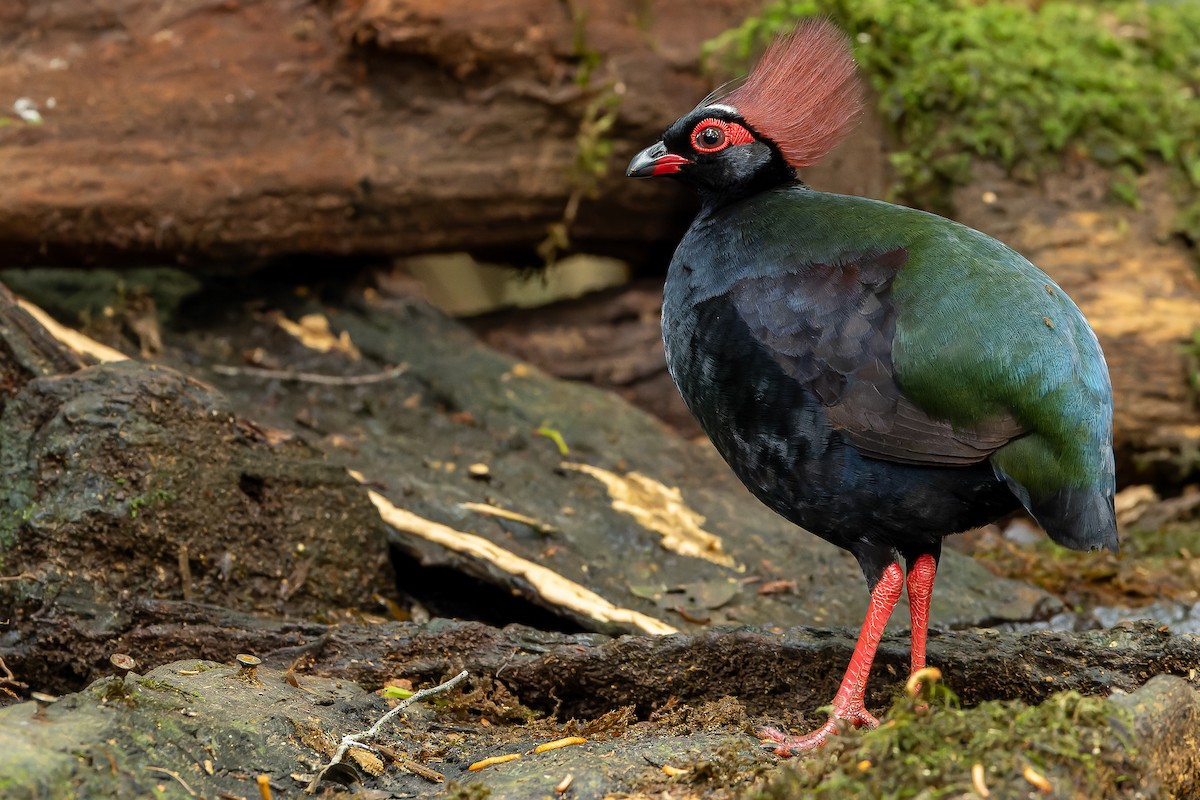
[1090,600,1200,636]
[1109,674,1200,799]
[0,658,368,799]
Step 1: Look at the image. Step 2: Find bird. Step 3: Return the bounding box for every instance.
[626,18,1116,755]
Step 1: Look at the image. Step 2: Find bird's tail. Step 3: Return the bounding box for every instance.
[996,469,1118,553]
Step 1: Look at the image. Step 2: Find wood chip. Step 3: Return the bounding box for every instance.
[534,736,586,753]
[972,762,990,797]
[1022,765,1052,793]
[348,747,385,776]
[16,297,128,363]
[400,759,444,784]
[273,312,361,359]
[468,753,521,771]
[560,462,736,568]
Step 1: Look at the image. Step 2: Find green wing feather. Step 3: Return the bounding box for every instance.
[750,190,1113,495]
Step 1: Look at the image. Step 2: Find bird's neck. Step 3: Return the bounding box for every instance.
[695,171,804,214]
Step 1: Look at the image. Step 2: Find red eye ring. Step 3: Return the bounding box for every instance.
[690,118,755,154]
[693,121,727,153]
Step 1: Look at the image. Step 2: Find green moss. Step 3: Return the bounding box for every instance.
[128,489,175,519]
[706,0,1200,238]
[0,267,203,326]
[760,685,1135,799]
[134,679,201,701]
[444,782,492,800]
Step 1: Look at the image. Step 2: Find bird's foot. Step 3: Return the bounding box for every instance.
[755,708,879,756]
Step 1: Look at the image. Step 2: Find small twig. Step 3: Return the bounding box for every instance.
[392,754,445,784]
[305,670,468,794]
[211,364,407,386]
[146,766,198,797]
[177,544,194,602]
[461,502,557,535]
[0,572,38,582]
[0,654,28,697]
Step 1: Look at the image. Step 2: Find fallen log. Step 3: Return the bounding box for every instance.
[0,0,767,266]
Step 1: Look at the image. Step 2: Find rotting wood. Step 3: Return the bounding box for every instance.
[103,609,1200,720]
[561,462,738,569]
[351,471,679,636]
[1,643,1196,800]
[15,298,127,364]
[0,285,88,379]
[3,291,684,646]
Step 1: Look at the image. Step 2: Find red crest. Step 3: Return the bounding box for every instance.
[726,19,864,169]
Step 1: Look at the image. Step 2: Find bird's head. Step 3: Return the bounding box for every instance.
[627,19,864,202]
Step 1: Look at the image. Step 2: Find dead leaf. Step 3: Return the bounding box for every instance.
[273,312,361,360]
[669,580,739,610]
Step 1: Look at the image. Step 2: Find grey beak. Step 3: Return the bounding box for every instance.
[627,141,691,178]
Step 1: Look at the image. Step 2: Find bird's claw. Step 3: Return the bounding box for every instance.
[755,708,880,757]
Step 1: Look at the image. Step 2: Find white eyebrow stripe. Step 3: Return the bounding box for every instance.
[702,103,739,115]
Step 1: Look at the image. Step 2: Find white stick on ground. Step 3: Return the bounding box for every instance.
[305,670,469,794]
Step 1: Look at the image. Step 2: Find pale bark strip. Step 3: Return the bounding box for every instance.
[351,470,678,636]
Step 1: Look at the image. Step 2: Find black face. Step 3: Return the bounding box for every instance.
[626,105,793,201]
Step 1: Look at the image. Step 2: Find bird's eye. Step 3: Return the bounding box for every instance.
[697,126,725,149]
[690,117,753,154]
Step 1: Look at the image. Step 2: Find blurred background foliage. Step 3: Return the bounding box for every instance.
[706,0,1200,239]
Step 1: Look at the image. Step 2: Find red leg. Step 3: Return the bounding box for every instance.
[906,553,938,677]
[757,562,904,755]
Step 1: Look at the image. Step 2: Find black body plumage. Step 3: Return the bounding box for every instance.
[662,201,1023,585]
